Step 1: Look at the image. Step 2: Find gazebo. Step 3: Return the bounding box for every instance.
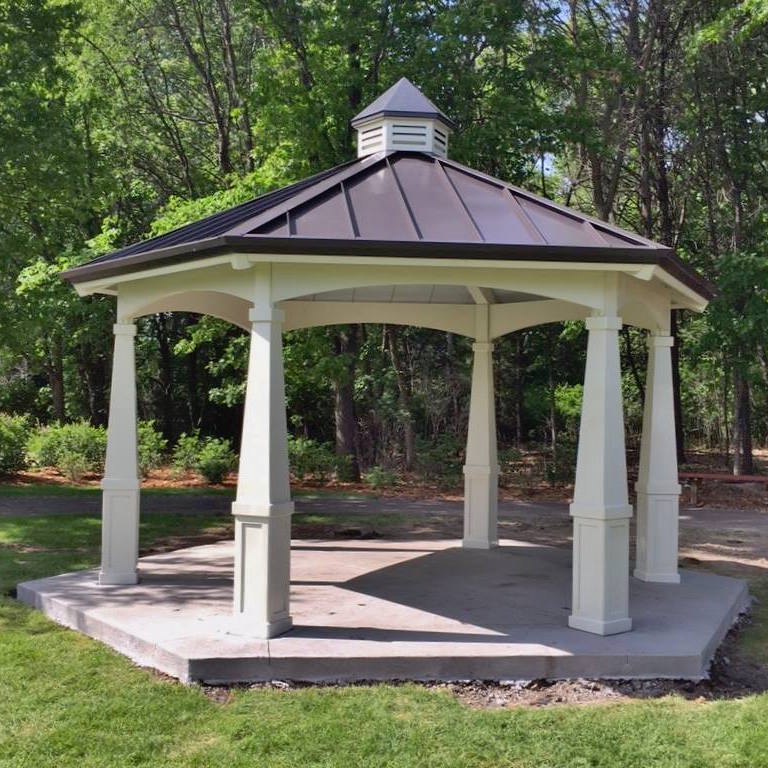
[62,78,713,642]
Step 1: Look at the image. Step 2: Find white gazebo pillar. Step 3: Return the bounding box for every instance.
[232,306,293,637]
[100,322,140,585]
[569,315,632,635]
[634,333,681,583]
[462,339,499,549]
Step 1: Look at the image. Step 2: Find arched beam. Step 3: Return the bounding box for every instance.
[280,300,476,336]
[271,264,606,311]
[126,290,252,330]
[490,300,588,338]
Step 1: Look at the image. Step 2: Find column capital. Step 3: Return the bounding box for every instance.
[113,322,137,337]
[471,341,494,352]
[585,315,622,331]
[648,333,674,348]
[249,306,285,324]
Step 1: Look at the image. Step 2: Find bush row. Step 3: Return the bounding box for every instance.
[0,414,238,484]
[2,414,563,490]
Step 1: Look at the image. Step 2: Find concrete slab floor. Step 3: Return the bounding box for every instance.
[17,539,749,684]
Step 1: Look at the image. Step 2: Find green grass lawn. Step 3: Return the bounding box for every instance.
[2,509,768,766]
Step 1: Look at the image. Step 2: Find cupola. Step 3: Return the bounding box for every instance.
[351,77,454,159]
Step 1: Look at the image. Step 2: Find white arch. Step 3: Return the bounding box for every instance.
[126,290,252,330]
[271,263,606,310]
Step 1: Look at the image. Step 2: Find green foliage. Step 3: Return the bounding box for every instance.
[546,438,579,486]
[2,0,768,481]
[172,431,206,474]
[363,466,398,490]
[195,438,236,484]
[415,436,464,487]
[27,422,107,481]
[288,437,339,482]
[26,420,165,481]
[553,384,583,423]
[57,450,90,483]
[0,414,31,474]
[173,432,236,484]
[137,420,167,477]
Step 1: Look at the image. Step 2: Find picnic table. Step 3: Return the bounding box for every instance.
[679,471,768,505]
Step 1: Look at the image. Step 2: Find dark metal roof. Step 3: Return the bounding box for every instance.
[62,151,712,299]
[351,77,455,129]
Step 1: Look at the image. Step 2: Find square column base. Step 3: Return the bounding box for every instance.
[634,569,681,584]
[98,570,138,586]
[634,489,680,584]
[568,615,632,635]
[462,465,499,550]
[570,514,632,636]
[232,615,294,639]
[462,538,498,550]
[233,504,293,639]
[100,485,139,587]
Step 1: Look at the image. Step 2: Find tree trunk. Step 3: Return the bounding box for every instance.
[733,370,754,475]
[514,332,525,447]
[80,350,108,427]
[386,325,416,471]
[670,309,686,464]
[622,327,645,407]
[444,332,460,434]
[548,346,557,451]
[154,314,175,442]
[332,326,360,481]
[722,358,730,467]
[48,337,65,422]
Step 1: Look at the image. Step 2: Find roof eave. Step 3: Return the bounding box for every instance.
[60,235,713,301]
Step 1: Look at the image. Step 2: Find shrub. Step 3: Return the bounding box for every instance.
[26,426,62,468]
[363,466,397,490]
[288,436,337,481]
[415,436,463,486]
[57,450,91,483]
[137,420,168,476]
[546,438,578,485]
[27,422,107,480]
[0,414,31,475]
[172,432,236,483]
[498,446,526,489]
[195,438,236,483]
[172,431,204,474]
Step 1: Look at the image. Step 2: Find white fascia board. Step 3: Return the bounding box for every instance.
[650,269,709,312]
[69,250,707,312]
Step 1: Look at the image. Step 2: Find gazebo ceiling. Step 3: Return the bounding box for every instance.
[294,285,545,305]
[62,80,712,302]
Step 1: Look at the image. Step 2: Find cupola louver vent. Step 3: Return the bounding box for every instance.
[351,78,453,159]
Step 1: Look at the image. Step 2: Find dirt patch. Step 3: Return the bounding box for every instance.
[195,618,766,709]
[9,467,236,491]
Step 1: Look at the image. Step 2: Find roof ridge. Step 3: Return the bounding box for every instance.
[229,152,390,236]
[438,157,663,250]
[83,157,361,267]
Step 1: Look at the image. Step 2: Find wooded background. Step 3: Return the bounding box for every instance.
[2,0,767,481]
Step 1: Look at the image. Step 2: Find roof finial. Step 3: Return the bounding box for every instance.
[351,78,453,159]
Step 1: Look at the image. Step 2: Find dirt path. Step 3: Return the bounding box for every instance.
[1,490,766,535]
